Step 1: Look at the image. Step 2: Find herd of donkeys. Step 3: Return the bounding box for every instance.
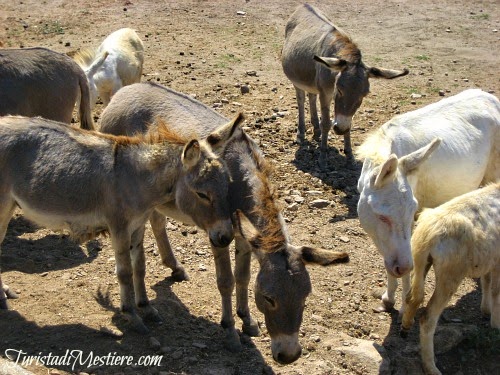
[0,3,498,374]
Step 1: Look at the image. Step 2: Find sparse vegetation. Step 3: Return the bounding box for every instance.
[415,54,430,61]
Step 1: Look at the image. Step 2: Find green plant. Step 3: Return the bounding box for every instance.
[40,21,64,35]
[415,54,430,61]
[215,53,241,68]
[471,13,489,20]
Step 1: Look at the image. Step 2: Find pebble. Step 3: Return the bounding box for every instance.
[171,350,183,360]
[439,90,445,96]
[410,93,422,99]
[192,342,207,349]
[287,202,299,212]
[309,199,330,208]
[198,264,207,271]
[149,337,161,351]
[339,236,350,243]
[246,70,257,76]
[236,11,246,16]
[240,85,250,94]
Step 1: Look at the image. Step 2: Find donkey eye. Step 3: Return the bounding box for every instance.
[264,296,276,308]
[378,215,392,226]
[196,192,210,201]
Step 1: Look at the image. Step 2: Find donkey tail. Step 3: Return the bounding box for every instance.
[77,70,95,130]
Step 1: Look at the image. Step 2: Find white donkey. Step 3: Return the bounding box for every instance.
[401,182,500,375]
[74,28,144,108]
[356,89,499,312]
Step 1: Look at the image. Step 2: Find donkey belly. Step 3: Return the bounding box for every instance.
[15,196,107,241]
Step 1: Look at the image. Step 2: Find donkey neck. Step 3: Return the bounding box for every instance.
[115,142,184,205]
[226,135,288,254]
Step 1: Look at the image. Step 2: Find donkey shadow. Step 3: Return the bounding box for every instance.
[0,275,274,375]
[1,213,101,274]
[380,282,499,375]
[292,138,362,218]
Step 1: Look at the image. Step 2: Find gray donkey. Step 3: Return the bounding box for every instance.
[282,3,408,168]
[0,114,240,333]
[0,47,105,130]
[100,82,349,364]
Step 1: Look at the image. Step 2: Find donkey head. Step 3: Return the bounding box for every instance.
[357,138,441,277]
[175,114,244,248]
[313,55,408,135]
[234,210,349,364]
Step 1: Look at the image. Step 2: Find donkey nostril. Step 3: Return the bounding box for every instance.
[218,234,232,247]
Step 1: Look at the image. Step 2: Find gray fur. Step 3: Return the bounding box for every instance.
[100,82,349,363]
[0,47,95,130]
[281,4,408,168]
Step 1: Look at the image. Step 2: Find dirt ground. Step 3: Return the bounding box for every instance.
[0,1,499,374]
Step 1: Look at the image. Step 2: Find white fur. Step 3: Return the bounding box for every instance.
[401,183,500,375]
[356,89,500,310]
[78,28,144,108]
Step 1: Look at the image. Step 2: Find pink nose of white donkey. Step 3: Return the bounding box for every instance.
[386,258,413,278]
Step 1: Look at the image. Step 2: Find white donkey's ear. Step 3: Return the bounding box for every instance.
[181,139,201,169]
[206,113,244,151]
[85,50,108,77]
[373,154,398,188]
[400,138,441,174]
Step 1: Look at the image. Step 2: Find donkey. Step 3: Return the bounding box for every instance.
[281,3,408,168]
[0,114,239,334]
[401,182,500,375]
[74,28,144,109]
[0,47,98,130]
[356,89,500,313]
[99,82,350,364]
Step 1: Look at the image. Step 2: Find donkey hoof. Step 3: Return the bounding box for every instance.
[224,329,242,352]
[0,298,9,310]
[373,302,394,313]
[124,313,149,334]
[6,289,19,299]
[171,267,190,282]
[141,306,163,323]
[399,328,409,338]
[295,134,305,144]
[242,322,261,337]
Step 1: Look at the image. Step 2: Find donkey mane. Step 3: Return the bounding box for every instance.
[330,32,362,64]
[355,126,392,164]
[94,118,190,146]
[245,137,286,253]
[72,47,97,68]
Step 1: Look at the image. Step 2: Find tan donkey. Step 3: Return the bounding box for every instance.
[401,182,500,375]
[0,115,240,333]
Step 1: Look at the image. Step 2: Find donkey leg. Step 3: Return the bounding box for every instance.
[0,200,16,309]
[374,272,398,313]
[111,228,148,334]
[343,132,354,165]
[130,226,161,323]
[489,266,500,328]
[211,244,240,351]
[318,91,333,169]
[308,93,321,141]
[234,237,260,337]
[480,272,492,316]
[420,267,463,375]
[150,210,188,281]
[294,85,306,144]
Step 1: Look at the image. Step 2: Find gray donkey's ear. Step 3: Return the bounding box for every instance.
[181,139,201,169]
[206,113,245,150]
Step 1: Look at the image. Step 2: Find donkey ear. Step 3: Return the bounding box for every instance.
[373,154,398,188]
[206,113,245,151]
[367,66,409,79]
[233,209,261,248]
[313,55,347,72]
[297,246,349,266]
[182,139,201,169]
[399,138,441,174]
